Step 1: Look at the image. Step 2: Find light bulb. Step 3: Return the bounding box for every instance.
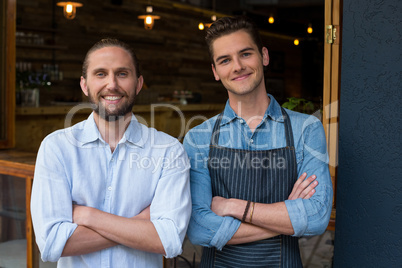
[268,16,274,24]
[66,4,73,13]
[57,2,83,20]
[138,5,160,30]
[307,25,313,34]
[294,39,300,46]
[145,16,153,25]
[198,23,205,30]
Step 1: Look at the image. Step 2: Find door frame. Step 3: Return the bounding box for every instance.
[0,0,16,149]
[323,0,342,230]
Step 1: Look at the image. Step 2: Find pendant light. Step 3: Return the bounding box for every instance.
[138,5,160,30]
[57,1,83,20]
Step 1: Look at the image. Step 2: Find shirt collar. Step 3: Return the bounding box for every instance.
[265,94,285,123]
[220,94,284,126]
[123,115,146,148]
[80,112,102,144]
[80,112,145,148]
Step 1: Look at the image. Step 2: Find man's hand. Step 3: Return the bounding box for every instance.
[211,196,230,217]
[72,205,93,226]
[131,206,151,220]
[288,173,318,200]
[63,205,117,257]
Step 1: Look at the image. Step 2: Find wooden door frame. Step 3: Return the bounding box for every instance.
[323,0,342,230]
[0,0,16,149]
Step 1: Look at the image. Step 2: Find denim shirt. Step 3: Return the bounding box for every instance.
[31,113,191,267]
[183,95,333,250]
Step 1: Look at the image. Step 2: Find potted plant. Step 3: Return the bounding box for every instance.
[282,97,322,121]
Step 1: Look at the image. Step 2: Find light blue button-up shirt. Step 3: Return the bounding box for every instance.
[31,113,191,267]
[183,95,333,250]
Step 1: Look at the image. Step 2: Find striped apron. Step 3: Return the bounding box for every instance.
[201,107,302,267]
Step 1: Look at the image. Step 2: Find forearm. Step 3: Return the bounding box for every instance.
[227,222,279,245]
[229,200,294,235]
[285,185,333,236]
[288,118,333,236]
[81,209,165,255]
[62,226,117,257]
[211,173,320,236]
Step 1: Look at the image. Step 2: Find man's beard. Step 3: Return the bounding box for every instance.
[87,88,136,122]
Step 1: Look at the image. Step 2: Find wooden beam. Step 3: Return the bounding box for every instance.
[323,0,342,230]
[0,0,16,148]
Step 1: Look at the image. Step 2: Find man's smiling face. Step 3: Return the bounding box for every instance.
[211,30,269,98]
[80,46,143,121]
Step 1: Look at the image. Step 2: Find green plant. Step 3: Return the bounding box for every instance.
[282,97,315,114]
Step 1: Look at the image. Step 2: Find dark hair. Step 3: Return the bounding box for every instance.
[205,16,264,65]
[82,38,141,79]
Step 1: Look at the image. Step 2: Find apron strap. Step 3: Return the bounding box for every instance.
[281,107,295,148]
[210,112,224,146]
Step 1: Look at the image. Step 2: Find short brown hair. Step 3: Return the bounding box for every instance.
[82,38,141,79]
[205,16,264,65]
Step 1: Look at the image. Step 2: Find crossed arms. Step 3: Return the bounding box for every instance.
[61,206,164,256]
[211,173,318,245]
[31,135,191,262]
[183,118,333,249]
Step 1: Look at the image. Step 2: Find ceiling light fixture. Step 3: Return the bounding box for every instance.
[198,0,216,30]
[57,1,83,20]
[307,24,313,34]
[198,15,215,30]
[138,5,160,30]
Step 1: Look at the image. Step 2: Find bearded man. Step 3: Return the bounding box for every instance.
[31,38,191,268]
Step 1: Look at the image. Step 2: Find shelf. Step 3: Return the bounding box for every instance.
[16,43,68,50]
[17,26,59,33]
[16,26,67,50]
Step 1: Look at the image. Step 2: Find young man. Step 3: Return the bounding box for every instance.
[183,16,333,267]
[31,38,191,267]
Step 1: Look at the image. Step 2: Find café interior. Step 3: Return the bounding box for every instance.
[0,0,337,267]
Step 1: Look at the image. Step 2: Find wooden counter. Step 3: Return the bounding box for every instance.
[15,103,225,116]
[15,103,225,152]
[0,150,38,268]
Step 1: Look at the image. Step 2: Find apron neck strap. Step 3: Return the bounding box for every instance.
[281,107,295,148]
[211,113,224,146]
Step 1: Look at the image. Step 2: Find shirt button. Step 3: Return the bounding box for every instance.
[239,119,244,124]
[108,186,112,191]
[250,139,254,143]
[111,158,114,162]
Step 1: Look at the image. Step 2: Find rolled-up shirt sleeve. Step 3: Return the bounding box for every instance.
[183,132,241,250]
[31,137,78,262]
[285,116,333,237]
[150,142,192,258]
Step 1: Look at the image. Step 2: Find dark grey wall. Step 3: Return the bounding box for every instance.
[334,0,402,266]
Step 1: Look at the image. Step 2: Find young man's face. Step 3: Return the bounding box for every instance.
[80,46,143,121]
[211,30,269,97]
